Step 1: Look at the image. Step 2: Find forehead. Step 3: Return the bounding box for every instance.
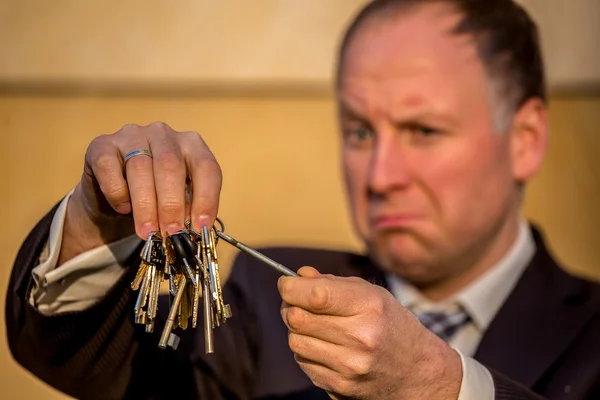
[338,4,490,114]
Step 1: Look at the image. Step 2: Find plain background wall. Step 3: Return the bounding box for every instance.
[1,1,599,398]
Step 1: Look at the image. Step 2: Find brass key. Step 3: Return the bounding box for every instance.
[159,274,187,349]
[130,218,303,355]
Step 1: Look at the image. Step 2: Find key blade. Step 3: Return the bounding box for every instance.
[215,231,299,277]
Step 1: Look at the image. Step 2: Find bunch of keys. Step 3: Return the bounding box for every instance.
[131,218,298,354]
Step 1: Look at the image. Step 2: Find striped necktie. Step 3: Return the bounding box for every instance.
[414,309,470,343]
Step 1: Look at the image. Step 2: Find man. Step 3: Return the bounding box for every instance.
[6,0,600,399]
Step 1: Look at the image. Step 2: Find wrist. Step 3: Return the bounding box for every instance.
[411,338,462,400]
[58,185,134,265]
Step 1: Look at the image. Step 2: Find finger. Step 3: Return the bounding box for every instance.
[84,135,132,215]
[146,122,187,234]
[278,275,366,316]
[180,131,222,230]
[281,304,354,346]
[184,183,193,223]
[298,266,321,278]
[118,128,159,238]
[291,343,358,397]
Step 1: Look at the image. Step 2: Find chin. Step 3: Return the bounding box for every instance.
[369,232,443,282]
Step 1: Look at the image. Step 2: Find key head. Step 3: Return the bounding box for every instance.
[170,233,193,263]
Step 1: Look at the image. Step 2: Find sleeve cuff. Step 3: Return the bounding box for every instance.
[456,350,495,400]
[29,189,142,315]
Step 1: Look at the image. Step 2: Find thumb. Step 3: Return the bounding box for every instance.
[297,266,321,278]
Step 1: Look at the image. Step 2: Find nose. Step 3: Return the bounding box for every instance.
[368,133,412,196]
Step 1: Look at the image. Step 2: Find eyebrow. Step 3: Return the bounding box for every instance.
[393,111,460,129]
[338,100,369,121]
[339,100,460,129]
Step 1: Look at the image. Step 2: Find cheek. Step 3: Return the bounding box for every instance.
[343,151,371,230]
[432,136,513,232]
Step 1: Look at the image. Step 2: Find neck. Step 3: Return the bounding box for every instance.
[418,214,522,302]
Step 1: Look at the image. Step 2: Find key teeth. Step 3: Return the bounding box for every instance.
[135,311,148,324]
[135,228,232,353]
[145,321,154,333]
[224,304,232,319]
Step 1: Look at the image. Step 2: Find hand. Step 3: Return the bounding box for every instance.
[60,122,222,265]
[278,267,463,400]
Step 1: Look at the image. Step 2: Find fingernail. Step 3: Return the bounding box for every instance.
[139,221,158,239]
[164,223,183,234]
[194,214,211,229]
[115,202,131,214]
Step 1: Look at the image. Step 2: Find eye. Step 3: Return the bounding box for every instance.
[412,125,439,137]
[345,126,373,144]
[353,127,373,140]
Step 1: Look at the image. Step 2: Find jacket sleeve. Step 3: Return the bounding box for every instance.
[5,203,257,400]
[490,369,546,400]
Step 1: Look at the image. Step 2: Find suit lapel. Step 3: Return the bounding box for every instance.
[474,229,597,388]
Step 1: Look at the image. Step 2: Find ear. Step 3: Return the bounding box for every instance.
[509,98,549,182]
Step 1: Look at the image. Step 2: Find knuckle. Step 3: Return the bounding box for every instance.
[119,123,141,134]
[329,377,353,396]
[154,151,183,171]
[344,355,371,378]
[103,182,129,202]
[88,133,110,149]
[147,121,172,132]
[93,151,116,172]
[369,293,386,317]
[196,157,222,177]
[286,307,305,332]
[355,326,380,351]
[158,198,184,217]
[308,282,331,311]
[86,135,111,160]
[180,130,204,143]
[287,332,303,353]
[279,279,291,299]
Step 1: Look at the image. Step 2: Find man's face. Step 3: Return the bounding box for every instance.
[339,5,520,284]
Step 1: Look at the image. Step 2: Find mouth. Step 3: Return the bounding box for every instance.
[371,214,424,230]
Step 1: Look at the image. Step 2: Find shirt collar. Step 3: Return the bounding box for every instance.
[387,221,536,331]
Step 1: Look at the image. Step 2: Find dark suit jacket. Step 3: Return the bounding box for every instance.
[6,204,600,399]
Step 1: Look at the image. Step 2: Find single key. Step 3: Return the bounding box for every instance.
[140,232,154,263]
[201,227,221,323]
[145,232,165,264]
[202,271,214,354]
[146,263,164,333]
[178,285,187,330]
[131,261,149,291]
[180,232,205,328]
[134,279,151,324]
[134,265,151,320]
[210,229,231,321]
[192,271,201,328]
[159,274,187,349]
[132,231,155,291]
[132,232,166,330]
[170,233,198,287]
[216,230,299,277]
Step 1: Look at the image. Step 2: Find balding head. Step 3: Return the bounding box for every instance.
[337,0,546,134]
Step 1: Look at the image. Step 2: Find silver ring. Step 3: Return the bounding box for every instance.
[124,149,153,163]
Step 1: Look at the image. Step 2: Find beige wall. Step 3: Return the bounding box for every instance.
[2,0,599,90]
[1,1,599,399]
[1,93,599,399]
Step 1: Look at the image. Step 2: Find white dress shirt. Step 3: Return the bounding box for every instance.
[387,220,536,398]
[28,190,536,399]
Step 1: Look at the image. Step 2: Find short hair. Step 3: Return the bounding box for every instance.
[336,0,547,133]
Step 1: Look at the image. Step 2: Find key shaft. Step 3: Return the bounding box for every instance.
[215,231,298,277]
